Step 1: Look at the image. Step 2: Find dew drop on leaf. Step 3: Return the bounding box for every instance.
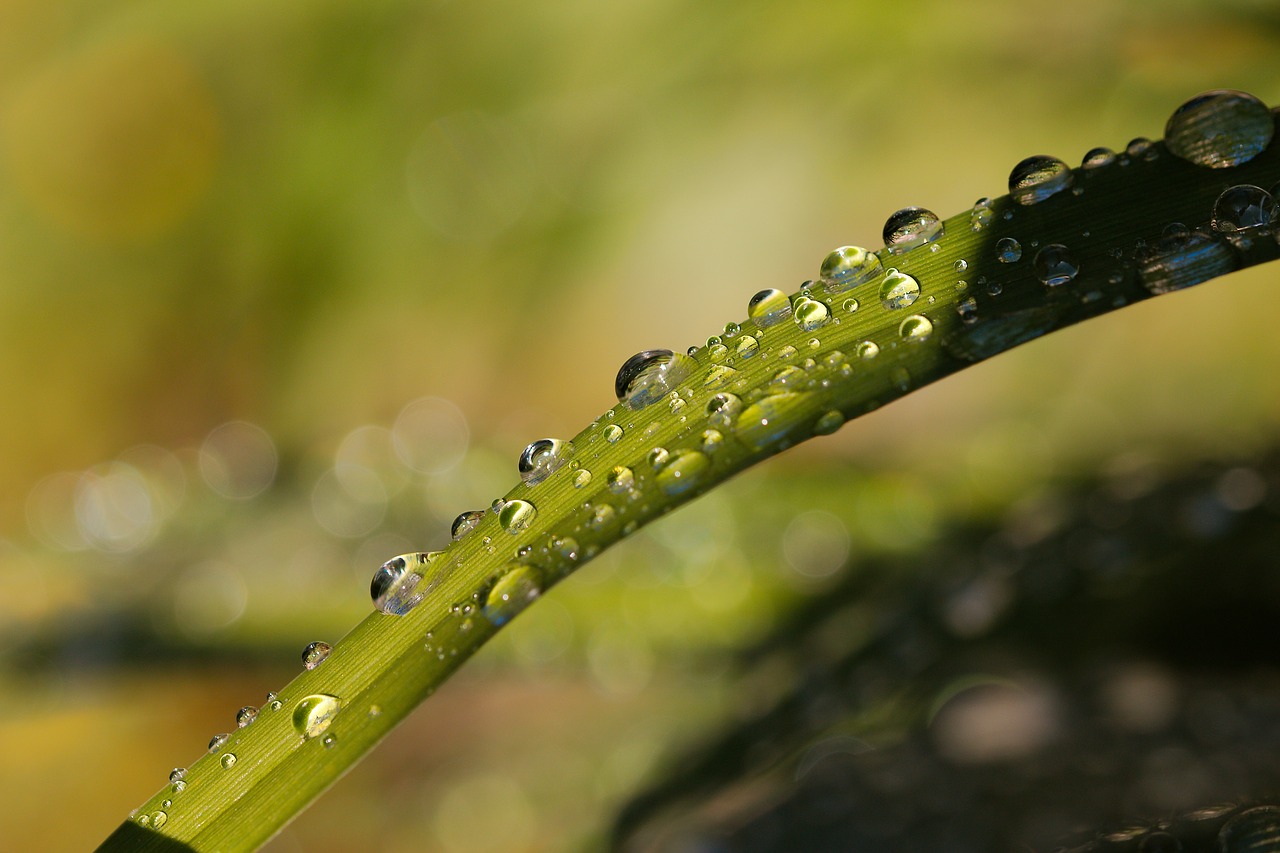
[1008,155,1073,205]
[615,350,695,410]
[879,269,921,309]
[236,705,259,727]
[451,510,484,540]
[1033,244,1079,286]
[292,694,342,740]
[1139,231,1238,295]
[208,733,229,753]
[1166,90,1274,169]
[995,237,1022,263]
[883,207,944,253]
[747,288,792,327]
[301,641,332,670]
[792,296,830,331]
[653,449,710,497]
[1081,147,1116,169]
[517,438,572,486]
[221,754,237,769]
[498,499,537,534]
[606,466,635,494]
[819,245,883,292]
[1211,185,1276,233]
[899,314,933,342]
[483,564,542,627]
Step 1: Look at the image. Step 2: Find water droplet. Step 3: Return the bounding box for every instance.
[1008,155,1073,205]
[995,237,1022,263]
[517,438,572,486]
[236,706,259,728]
[813,410,845,436]
[1033,244,1079,286]
[956,297,979,324]
[953,259,968,272]
[151,811,168,828]
[1218,806,1280,852]
[499,499,537,534]
[370,552,438,615]
[301,641,332,670]
[735,392,810,452]
[706,392,743,427]
[856,341,880,360]
[879,269,920,309]
[971,197,995,231]
[1166,90,1274,168]
[653,449,711,497]
[161,800,172,809]
[1081,147,1116,169]
[221,753,237,769]
[615,350,694,409]
[1140,230,1238,294]
[208,733,229,753]
[589,503,617,531]
[572,469,592,488]
[293,694,341,740]
[451,510,484,540]
[700,429,723,454]
[1212,184,1276,232]
[942,305,1062,362]
[322,735,337,749]
[899,314,933,342]
[747,288,791,327]
[1126,137,1157,160]
[483,564,541,626]
[819,245,883,292]
[647,447,670,469]
[707,342,728,360]
[268,696,282,712]
[606,466,634,494]
[841,297,859,313]
[169,768,186,785]
[722,322,740,338]
[730,335,760,360]
[136,814,150,826]
[792,296,830,331]
[883,207,944,253]
[603,424,624,443]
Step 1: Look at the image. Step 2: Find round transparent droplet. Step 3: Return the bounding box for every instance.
[169,768,187,784]
[1211,184,1276,233]
[842,297,859,313]
[208,733,229,753]
[953,259,968,272]
[971,197,995,231]
[1008,155,1073,205]
[1033,244,1079,286]
[293,694,342,740]
[1166,90,1275,169]
[856,341,880,360]
[1139,231,1239,294]
[735,335,759,358]
[647,447,670,470]
[1126,137,1156,160]
[607,466,635,494]
[1082,147,1116,169]
[956,296,979,324]
[653,449,711,497]
[819,245,883,292]
[483,564,542,626]
[792,297,830,331]
[995,237,1022,263]
[498,499,537,534]
[747,288,791,327]
[151,811,168,828]
[735,392,810,452]
[221,753,237,769]
[451,510,484,541]
[603,424,624,443]
[518,438,572,486]
[879,269,921,309]
[236,706,259,728]
[883,207,944,253]
[813,410,845,436]
[899,314,933,342]
[706,393,743,427]
[615,350,695,410]
[700,429,723,454]
[573,469,592,489]
[301,641,332,670]
[1218,806,1280,853]
[370,552,437,615]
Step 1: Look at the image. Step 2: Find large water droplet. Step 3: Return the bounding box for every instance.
[1217,806,1280,852]
[883,207,944,253]
[293,694,342,740]
[819,246,882,292]
[1081,147,1116,169]
[518,438,572,486]
[150,811,168,828]
[1139,231,1239,294]
[1211,185,1276,233]
[236,706,259,728]
[792,296,830,330]
[301,641,332,670]
[899,314,933,342]
[208,733,229,753]
[706,392,743,427]
[995,237,1022,263]
[879,269,921,309]
[735,392,810,452]
[499,499,537,534]
[603,424,624,443]
[735,335,759,358]
[370,553,433,615]
[747,289,791,327]
[615,350,694,410]
[653,449,710,497]
[1008,155,1073,205]
[483,564,541,626]
[451,510,484,540]
[1166,89,1274,169]
[1033,244,1079,286]
[606,466,635,494]
[221,753,237,769]
[856,341,880,360]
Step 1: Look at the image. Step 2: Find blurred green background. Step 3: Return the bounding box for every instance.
[1,0,1279,850]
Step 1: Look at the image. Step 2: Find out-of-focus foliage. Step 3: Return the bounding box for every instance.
[0,0,1278,850]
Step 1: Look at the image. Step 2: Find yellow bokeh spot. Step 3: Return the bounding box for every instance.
[4,37,221,242]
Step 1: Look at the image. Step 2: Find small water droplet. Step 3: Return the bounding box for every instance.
[137,814,150,826]
[956,297,979,324]
[700,429,723,454]
[706,392,743,427]
[1081,147,1116,169]
[499,499,537,534]
[1166,90,1274,168]
[172,780,187,793]
[747,288,792,327]
[1139,230,1238,294]
[322,734,338,749]
[301,641,332,670]
[1212,184,1276,233]
[819,245,883,292]
[162,800,172,809]
[879,269,921,309]
[615,350,694,409]
[813,410,845,436]
[995,237,1022,263]
[953,259,968,272]
[1033,244,1079,286]
[208,733,229,753]
[841,297,859,313]
[151,811,168,828]
[451,510,484,540]
[899,314,933,342]
[1008,155,1073,205]
[221,753,237,769]
[735,335,759,358]
[970,197,995,231]
[607,466,635,494]
[856,341,879,360]
[169,768,187,784]
[653,449,711,497]
[236,706,259,728]
[1126,137,1157,160]
[604,424,624,443]
[483,564,542,626]
[647,447,670,469]
[293,694,342,740]
[572,469,592,488]
[517,438,572,486]
[1218,806,1280,853]
[792,296,830,331]
[722,322,740,338]
[883,207,944,253]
